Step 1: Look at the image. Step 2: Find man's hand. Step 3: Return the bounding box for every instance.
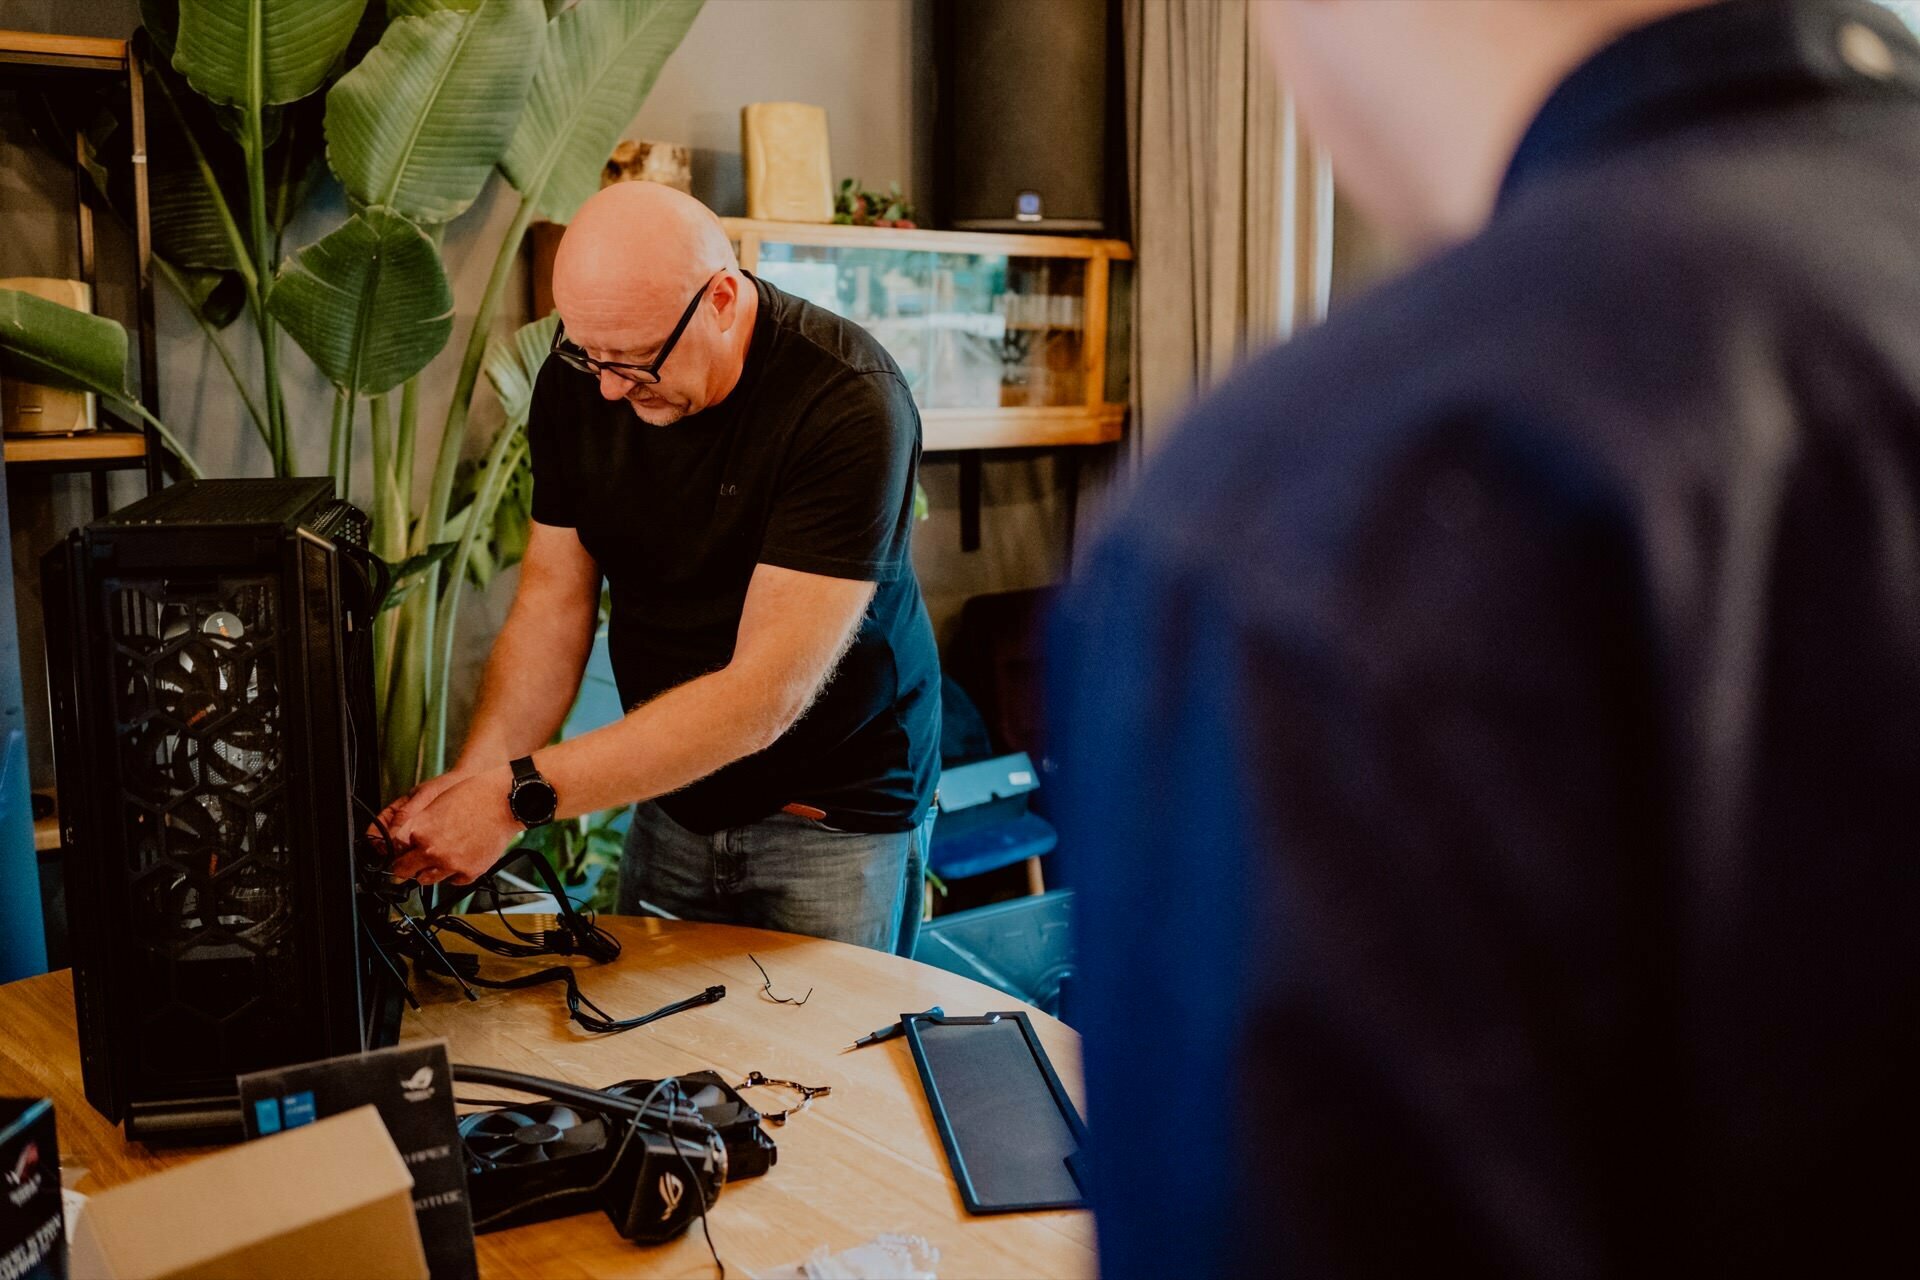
[366,766,480,860]
[384,765,522,887]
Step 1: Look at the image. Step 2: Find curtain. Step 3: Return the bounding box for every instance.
[1122,0,1335,459]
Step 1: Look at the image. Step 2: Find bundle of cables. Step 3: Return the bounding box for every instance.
[358,830,725,1034]
[338,540,722,1034]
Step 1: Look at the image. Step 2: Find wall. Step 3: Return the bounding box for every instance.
[628,0,925,217]
[618,0,1081,648]
[3,0,1087,784]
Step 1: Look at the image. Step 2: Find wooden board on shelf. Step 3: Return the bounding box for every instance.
[924,406,1125,453]
[722,216,1131,261]
[4,433,147,466]
[0,30,126,68]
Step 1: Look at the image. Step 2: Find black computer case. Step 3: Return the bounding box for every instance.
[41,478,402,1143]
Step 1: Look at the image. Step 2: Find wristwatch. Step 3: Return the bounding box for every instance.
[507,756,559,829]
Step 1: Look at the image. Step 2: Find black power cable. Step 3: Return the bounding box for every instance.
[354,837,724,1035]
[668,1082,728,1277]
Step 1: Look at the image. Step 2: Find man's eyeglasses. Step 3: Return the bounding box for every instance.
[550,272,718,386]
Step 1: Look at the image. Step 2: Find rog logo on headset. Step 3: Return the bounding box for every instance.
[658,1172,684,1222]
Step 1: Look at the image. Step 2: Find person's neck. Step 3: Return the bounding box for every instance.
[1385,0,1713,247]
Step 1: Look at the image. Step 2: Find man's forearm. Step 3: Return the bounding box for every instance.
[452,601,596,773]
[530,663,792,819]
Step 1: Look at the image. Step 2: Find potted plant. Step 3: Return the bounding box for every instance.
[0,0,703,801]
[833,178,917,228]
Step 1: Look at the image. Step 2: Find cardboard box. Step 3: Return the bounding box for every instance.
[0,1098,64,1280]
[238,1042,475,1280]
[68,1106,427,1280]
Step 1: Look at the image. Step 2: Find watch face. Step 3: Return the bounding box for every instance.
[511,778,559,826]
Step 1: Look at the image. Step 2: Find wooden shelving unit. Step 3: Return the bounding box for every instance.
[4,32,165,904]
[1,28,164,516]
[4,432,148,466]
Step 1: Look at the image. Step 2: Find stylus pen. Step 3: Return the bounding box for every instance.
[843,1006,944,1051]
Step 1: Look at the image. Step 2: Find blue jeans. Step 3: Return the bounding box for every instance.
[617,801,935,955]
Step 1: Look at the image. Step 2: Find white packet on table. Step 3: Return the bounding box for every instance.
[755,1232,940,1279]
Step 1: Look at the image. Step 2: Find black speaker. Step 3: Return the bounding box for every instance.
[934,0,1121,233]
[41,479,401,1144]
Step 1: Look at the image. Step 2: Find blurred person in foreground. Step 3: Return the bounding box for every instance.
[1053,0,1920,1274]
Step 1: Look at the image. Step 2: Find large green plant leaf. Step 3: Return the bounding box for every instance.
[138,39,247,271]
[500,0,702,223]
[378,540,456,612]
[482,312,556,428]
[140,0,181,59]
[267,206,454,393]
[446,427,527,590]
[169,266,248,329]
[0,290,206,477]
[266,93,330,237]
[148,151,241,272]
[174,0,370,107]
[327,0,543,224]
[0,289,128,397]
[387,0,482,16]
[458,311,554,586]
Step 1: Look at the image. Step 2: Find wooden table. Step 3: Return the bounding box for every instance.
[0,918,1096,1279]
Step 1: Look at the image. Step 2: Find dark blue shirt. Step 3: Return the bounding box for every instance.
[1053,1,1920,1274]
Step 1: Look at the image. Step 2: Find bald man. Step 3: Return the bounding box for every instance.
[378,182,940,953]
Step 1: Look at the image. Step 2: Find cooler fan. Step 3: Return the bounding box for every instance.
[121,636,280,795]
[462,1104,609,1168]
[458,1100,620,1233]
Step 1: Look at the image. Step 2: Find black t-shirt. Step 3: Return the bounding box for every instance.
[527,274,939,834]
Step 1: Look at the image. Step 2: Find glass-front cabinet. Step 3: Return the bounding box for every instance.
[722,219,1131,451]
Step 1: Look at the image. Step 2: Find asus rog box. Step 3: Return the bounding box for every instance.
[67,1106,424,1280]
[0,1098,64,1280]
[237,1042,474,1280]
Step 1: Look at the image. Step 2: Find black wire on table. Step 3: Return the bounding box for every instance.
[748,953,812,1005]
[668,1083,727,1278]
[356,840,725,1033]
